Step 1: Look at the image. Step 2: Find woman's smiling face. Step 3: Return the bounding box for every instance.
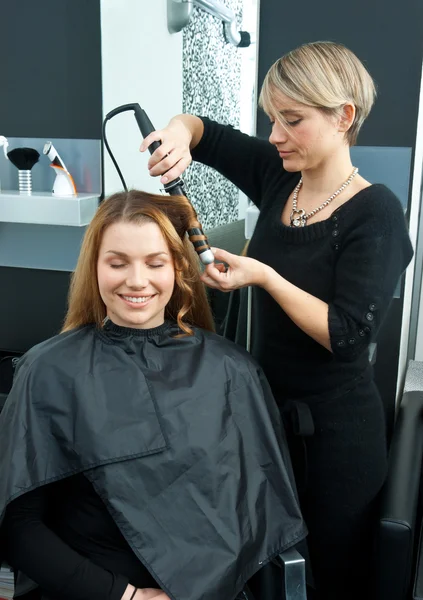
[97,220,175,329]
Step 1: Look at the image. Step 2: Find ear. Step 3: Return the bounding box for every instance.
[338,103,356,133]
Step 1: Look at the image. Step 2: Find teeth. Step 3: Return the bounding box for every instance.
[122,295,152,304]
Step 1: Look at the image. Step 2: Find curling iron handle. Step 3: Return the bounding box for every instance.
[133,106,161,154]
[133,107,188,197]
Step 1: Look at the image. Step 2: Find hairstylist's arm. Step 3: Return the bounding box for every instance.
[201,248,332,353]
[140,114,204,184]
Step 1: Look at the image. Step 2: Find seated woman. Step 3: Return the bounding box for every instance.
[0,190,306,600]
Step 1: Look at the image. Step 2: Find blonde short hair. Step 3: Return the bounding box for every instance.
[259,41,376,146]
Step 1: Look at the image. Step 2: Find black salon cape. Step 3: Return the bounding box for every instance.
[0,321,306,600]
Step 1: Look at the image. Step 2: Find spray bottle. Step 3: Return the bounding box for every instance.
[43,142,77,196]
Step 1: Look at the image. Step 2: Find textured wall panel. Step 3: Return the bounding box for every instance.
[182,0,243,229]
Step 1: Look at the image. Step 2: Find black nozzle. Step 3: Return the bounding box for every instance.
[237,31,251,48]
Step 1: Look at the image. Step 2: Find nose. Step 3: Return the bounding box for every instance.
[269,120,288,146]
[126,264,149,289]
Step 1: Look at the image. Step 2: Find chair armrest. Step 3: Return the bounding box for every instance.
[381,391,423,523]
[276,549,307,600]
[374,391,423,600]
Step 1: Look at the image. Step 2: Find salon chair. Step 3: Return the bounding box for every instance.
[373,360,423,600]
[246,551,308,600]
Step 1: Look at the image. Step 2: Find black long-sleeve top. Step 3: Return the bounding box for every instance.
[3,474,157,600]
[192,118,414,404]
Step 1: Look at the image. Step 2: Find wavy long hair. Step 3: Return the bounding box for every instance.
[62,190,215,335]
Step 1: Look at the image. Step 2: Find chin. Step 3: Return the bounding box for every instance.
[281,158,302,173]
[110,307,165,330]
[125,314,163,329]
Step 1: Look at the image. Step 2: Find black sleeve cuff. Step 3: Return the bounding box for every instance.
[328,302,377,362]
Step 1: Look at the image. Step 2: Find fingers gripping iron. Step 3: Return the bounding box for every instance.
[103,103,214,265]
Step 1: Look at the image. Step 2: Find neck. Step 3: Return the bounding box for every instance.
[300,147,354,195]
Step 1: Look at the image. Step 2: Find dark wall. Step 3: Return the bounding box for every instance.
[0,0,102,139]
[0,267,71,354]
[256,0,423,147]
[0,1,102,361]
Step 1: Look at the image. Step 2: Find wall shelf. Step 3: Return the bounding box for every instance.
[0,191,99,226]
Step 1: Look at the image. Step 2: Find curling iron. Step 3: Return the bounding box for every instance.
[102,103,214,265]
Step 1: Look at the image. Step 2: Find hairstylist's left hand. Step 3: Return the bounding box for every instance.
[201,248,268,291]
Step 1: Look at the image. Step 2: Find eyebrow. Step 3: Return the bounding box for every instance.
[105,251,169,258]
[279,109,304,116]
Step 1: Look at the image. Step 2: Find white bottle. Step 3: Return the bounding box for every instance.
[43,141,77,196]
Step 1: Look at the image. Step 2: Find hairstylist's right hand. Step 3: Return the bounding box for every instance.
[140,118,193,185]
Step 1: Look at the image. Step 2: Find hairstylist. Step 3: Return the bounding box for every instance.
[141,41,413,600]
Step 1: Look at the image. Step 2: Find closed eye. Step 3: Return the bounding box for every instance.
[110,263,165,269]
[269,118,302,126]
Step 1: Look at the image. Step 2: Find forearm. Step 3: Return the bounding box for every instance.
[202,250,331,352]
[261,266,332,352]
[169,114,204,149]
[3,492,128,600]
